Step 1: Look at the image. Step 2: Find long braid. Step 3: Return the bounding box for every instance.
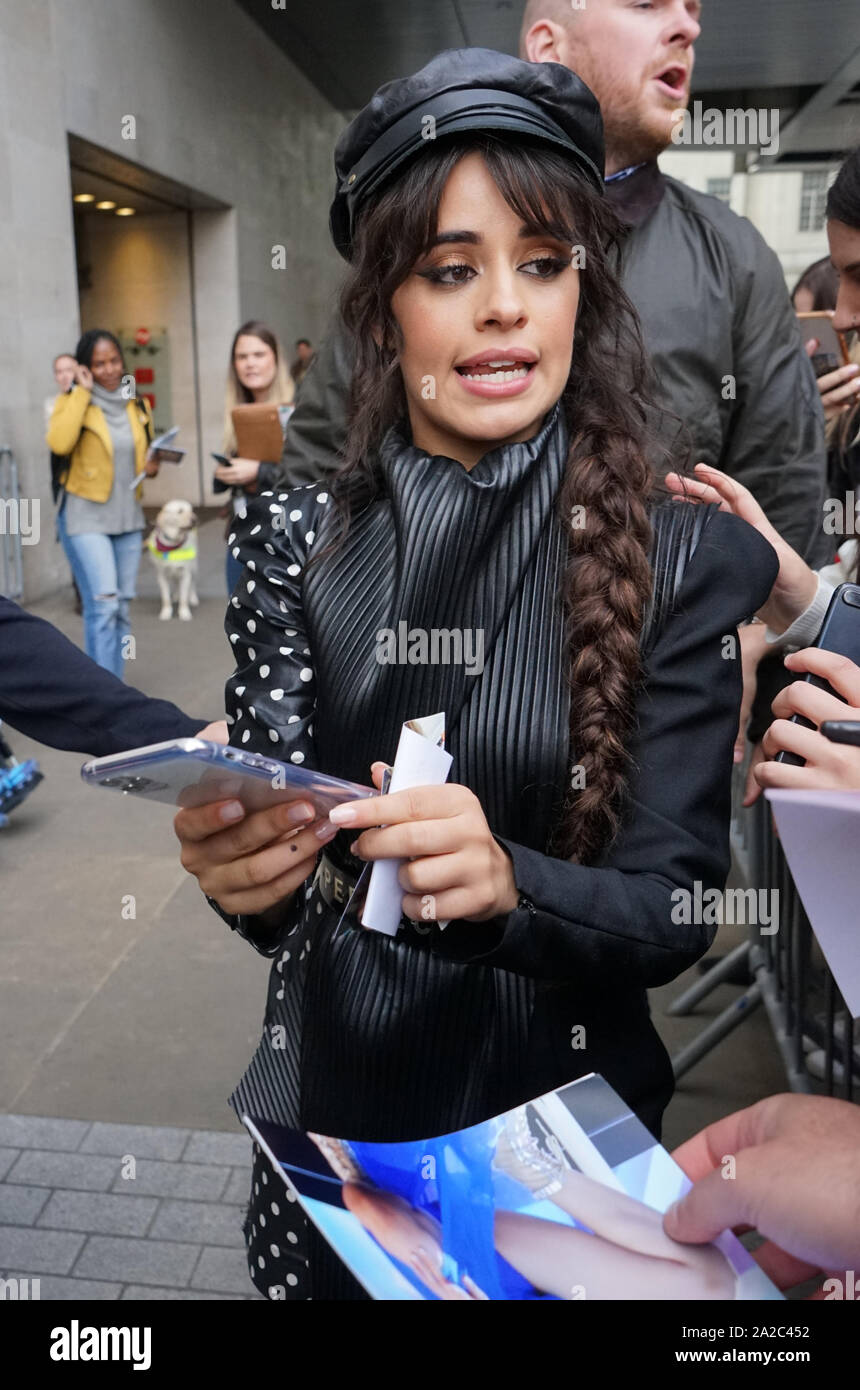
[553,422,654,862]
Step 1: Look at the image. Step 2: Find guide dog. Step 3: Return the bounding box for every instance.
[146,499,199,621]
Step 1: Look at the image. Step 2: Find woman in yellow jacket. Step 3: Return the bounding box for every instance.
[47,330,158,678]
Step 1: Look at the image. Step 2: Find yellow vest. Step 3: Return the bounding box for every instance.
[46,385,152,503]
[146,531,197,563]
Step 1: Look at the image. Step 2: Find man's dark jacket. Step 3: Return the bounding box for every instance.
[280,161,829,565]
[0,597,203,755]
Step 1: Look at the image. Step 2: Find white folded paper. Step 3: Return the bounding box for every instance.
[766,788,860,1017]
[361,712,453,936]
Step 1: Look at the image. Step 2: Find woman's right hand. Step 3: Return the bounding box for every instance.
[664,462,818,635]
[174,796,337,917]
[805,340,860,423]
[73,362,93,391]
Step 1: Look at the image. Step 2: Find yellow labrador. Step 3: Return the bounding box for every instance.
[146,499,199,621]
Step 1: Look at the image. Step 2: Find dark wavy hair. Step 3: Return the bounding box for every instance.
[327,134,676,863]
[827,147,860,229]
[75,328,125,369]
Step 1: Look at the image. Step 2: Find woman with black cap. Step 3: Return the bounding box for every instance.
[176,49,777,1300]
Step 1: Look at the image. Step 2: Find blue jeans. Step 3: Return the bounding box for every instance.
[55,504,84,594]
[63,529,143,679]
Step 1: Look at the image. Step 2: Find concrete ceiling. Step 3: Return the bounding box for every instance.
[237,0,860,163]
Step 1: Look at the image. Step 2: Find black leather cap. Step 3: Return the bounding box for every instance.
[330,47,605,260]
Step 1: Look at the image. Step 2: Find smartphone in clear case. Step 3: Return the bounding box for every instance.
[81,738,374,816]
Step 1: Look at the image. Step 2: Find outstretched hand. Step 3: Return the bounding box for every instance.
[664,463,818,634]
[665,1094,860,1294]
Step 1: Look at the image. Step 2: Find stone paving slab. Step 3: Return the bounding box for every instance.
[1,1274,124,1300]
[221,1166,252,1206]
[0,1114,260,1300]
[38,1190,159,1238]
[0,1116,90,1151]
[109,1158,230,1201]
[0,1184,49,1225]
[7,1151,121,1192]
[0,1226,85,1274]
[121,1285,252,1300]
[0,1149,20,1181]
[189,1244,256,1296]
[73,1235,201,1287]
[80,1122,191,1161]
[148,1198,245,1248]
[182,1131,252,1167]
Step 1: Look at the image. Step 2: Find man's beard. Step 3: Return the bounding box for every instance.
[603,98,681,171]
[566,50,686,171]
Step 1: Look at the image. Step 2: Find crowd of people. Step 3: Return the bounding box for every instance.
[4,0,860,1303]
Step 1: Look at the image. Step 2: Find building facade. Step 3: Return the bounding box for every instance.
[0,0,345,599]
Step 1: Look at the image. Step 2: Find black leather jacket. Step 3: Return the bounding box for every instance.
[218,406,778,1145]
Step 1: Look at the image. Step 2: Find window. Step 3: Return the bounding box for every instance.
[707,177,732,203]
[799,171,829,232]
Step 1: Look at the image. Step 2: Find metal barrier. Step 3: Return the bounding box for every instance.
[0,446,24,599]
[668,765,858,1101]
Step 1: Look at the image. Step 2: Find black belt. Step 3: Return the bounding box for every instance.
[315,850,360,914]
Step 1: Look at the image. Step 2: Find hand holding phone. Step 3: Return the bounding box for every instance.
[775,585,860,765]
[212,452,232,494]
[797,311,850,378]
[176,795,338,920]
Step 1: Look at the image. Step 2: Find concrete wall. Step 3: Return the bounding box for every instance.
[78,211,203,508]
[0,0,345,599]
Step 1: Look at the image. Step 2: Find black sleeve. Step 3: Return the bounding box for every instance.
[213,485,329,955]
[0,597,207,755]
[255,461,281,491]
[277,316,352,488]
[437,512,779,987]
[723,221,830,567]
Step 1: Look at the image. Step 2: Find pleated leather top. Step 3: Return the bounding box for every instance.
[225,403,577,1139]
[304,401,571,851]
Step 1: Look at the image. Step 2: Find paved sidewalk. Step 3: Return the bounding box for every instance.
[0,1113,262,1299]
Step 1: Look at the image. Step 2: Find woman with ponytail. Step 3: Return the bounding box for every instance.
[174,50,778,1300]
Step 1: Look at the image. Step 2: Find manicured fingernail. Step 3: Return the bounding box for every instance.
[287,802,314,824]
[220,801,245,823]
[329,805,358,825]
[315,821,338,842]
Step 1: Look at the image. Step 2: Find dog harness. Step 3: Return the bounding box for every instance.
[146,532,196,564]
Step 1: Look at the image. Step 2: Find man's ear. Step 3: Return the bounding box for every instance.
[522,19,568,66]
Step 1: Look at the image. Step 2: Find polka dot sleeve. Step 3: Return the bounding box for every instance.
[225,485,331,766]
[209,485,332,957]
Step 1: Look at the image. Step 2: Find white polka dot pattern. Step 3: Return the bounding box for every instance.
[224,487,330,774]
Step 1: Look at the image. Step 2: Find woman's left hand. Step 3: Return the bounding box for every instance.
[329,766,519,922]
[756,648,860,791]
[664,463,818,635]
[214,457,260,488]
[143,447,160,478]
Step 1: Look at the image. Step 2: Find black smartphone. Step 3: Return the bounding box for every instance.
[212,452,231,494]
[775,583,860,765]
